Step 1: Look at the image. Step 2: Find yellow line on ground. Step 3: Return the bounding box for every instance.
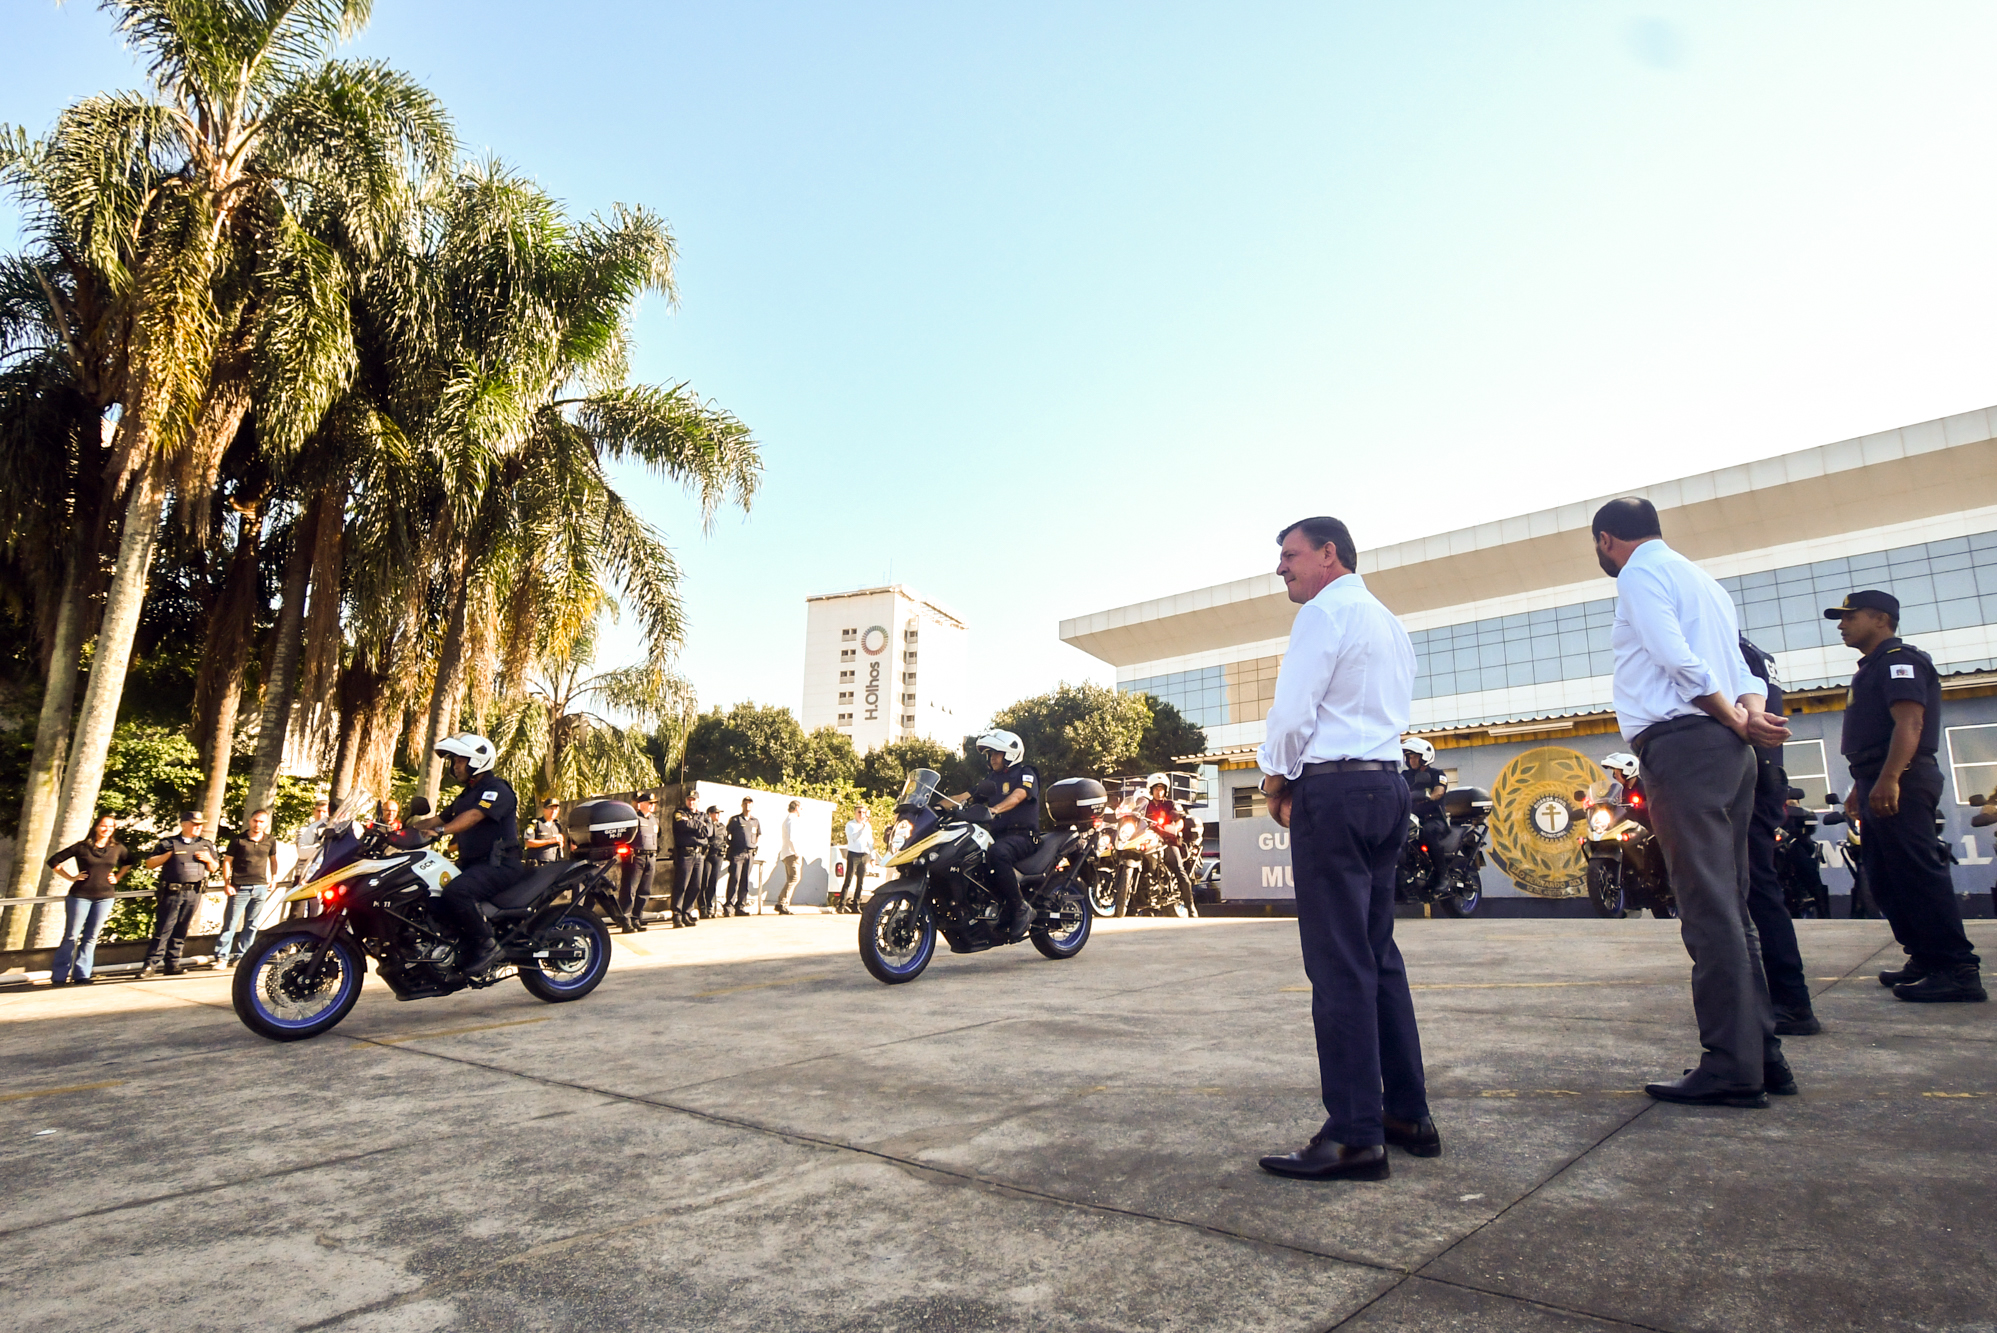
[1922,1091,1987,1098]
[357,1017,552,1048]
[0,1079,125,1103]
[1279,980,1661,993]
[1479,1088,1642,1097]
[690,973,833,999]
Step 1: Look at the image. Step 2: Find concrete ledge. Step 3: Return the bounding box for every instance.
[1,934,222,976]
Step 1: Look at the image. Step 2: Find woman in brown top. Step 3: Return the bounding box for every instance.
[47,814,138,985]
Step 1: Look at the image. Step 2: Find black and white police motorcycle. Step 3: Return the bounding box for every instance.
[1394,740,1491,917]
[231,790,634,1041]
[857,769,1101,984]
[1580,752,1679,919]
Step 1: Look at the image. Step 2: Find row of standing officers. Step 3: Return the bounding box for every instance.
[573,788,801,931]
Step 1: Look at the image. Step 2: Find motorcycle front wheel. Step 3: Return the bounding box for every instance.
[1586,860,1626,918]
[1031,879,1092,960]
[518,912,612,1002]
[1112,863,1135,917]
[1087,866,1118,918]
[859,887,937,984]
[233,929,365,1042]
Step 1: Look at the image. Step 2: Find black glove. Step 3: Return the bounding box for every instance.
[386,826,435,850]
[959,804,993,825]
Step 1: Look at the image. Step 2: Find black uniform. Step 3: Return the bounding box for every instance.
[725,812,761,913]
[621,808,659,925]
[1402,765,1446,820]
[1739,637,1812,1019]
[700,815,728,917]
[436,773,524,954]
[527,815,564,864]
[975,762,1040,928]
[144,834,216,972]
[671,804,706,922]
[1840,636,1978,973]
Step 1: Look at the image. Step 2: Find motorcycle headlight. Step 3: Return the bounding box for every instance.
[1588,807,1615,834]
[1116,817,1140,846]
[889,819,913,854]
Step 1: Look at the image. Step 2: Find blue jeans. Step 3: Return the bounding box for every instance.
[215,885,271,961]
[52,896,114,982]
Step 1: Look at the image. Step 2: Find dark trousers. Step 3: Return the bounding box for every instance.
[144,887,203,970]
[1637,718,1779,1087]
[702,856,726,914]
[1747,759,1811,1014]
[673,855,702,916]
[987,831,1036,907]
[841,853,869,908]
[1289,769,1427,1146]
[726,853,756,909]
[439,862,524,949]
[1853,762,1978,972]
[619,855,655,921]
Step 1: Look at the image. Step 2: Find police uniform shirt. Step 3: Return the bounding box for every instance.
[671,807,704,855]
[1841,636,1943,777]
[632,810,659,853]
[705,818,728,857]
[151,835,217,885]
[974,763,1040,833]
[1403,766,1445,817]
[727,813,760,855]
[528,817,564,864]
[441,775,521,866]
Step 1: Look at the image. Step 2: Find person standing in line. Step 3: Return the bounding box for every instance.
[670,786,705,927]
[525,798,565,864]
[701,805,729,918]
[775,799,803,915]
[1592,498,1793,1107]
[214,808,277,967]
[1827,591,1984,1001]
[1254,516,1437,1183]
[45,814,137,986]
[620,792,657,932]
[375,797,403,831]
[840,804,875,913]
[725,798,761,916]
[1738,636,1821,1036]
[138,810,219,978]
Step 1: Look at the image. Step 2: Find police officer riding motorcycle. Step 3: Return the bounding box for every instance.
[405,732,523,975]
[1144,774,1199,916]
[1402,738,1447,845]
[952,730,1040,941]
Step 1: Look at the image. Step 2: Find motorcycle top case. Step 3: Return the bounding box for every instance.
[1046,778,1109,825]
[565,800,639,856]
[1441,786,1493,819]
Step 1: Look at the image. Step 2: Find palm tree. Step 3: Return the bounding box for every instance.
[0,1,450,934]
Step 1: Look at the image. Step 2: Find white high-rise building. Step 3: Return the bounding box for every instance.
[801,586,969,752]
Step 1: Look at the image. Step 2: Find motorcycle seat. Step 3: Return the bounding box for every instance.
[488,860,571,911]
[1433,825,1467,858]
[1014,834,1072,879]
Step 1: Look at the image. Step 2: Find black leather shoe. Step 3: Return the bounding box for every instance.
[1258,1137,1390,1181]
[1383,1115,1442,1157]
[1764,1062,1798,1096]
[1880,963,1928,988]
[460,940,504,976]
[1644,1069,1768,1109]
[1894,967,1988,1003]
[1773,1008,1822,1036]
[634,918,648,932]
[48,977,69,987]
[136,964,159,979]
[1006,902,1035,942]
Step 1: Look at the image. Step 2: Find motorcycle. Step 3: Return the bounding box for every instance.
[1579,775,1679,919]
[231,790,630,1041]
[1395,785,1493,917]
[859,769,1099,984]
[1772,789,1833,919]
[1103,792,1197,918]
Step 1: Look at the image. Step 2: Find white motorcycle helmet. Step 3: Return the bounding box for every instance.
[1601,751,1640,783]
[1401,736,1435,765]
[975,729,1024,766]
[1146,772,1170,795]
[435,732,498,777]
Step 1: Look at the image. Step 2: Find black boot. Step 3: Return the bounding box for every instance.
[1894,965,1987,1003]
[1879,962,1929,988]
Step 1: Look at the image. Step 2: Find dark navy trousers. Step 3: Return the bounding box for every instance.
[1289,769,1429,1145]
[1853,761,1978,972]
[1746,756,1811,1014]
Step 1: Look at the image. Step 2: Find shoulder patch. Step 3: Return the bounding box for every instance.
[1890,663,1917,679]
[482,790,498,800]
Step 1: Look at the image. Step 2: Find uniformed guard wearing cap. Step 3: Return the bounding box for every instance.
[1826,590,1984,1001]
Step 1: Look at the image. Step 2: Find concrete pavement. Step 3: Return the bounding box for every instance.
[2,912,1993,1331]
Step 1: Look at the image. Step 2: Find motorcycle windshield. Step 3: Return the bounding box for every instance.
[310,788,374,881]
[899,769,944,808]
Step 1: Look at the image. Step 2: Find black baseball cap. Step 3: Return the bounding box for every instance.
[1824,590,1899,620]
[179,808,202,822]
[633,790,655,803]
[540,797,558,808]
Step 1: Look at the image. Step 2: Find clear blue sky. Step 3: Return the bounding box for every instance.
[9,2,1997,732]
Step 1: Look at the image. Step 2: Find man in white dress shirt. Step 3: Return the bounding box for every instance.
[1592,497,1794,1107]
[1255,517,1438,1182]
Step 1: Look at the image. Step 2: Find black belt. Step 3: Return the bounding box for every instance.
[1299,759,1399,776]
[1630,712,1723,755]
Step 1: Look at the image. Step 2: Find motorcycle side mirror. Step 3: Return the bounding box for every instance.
[1824,793,1841,806]
[1573,789,1588,803]
[406,796,432,818]
[1972,794,1987,807]
[1784,786,1806,802]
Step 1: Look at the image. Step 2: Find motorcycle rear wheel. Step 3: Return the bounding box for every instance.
[233,930,365,1042]
[1437,871,1482,917]
[1030,880,1091,959]
[860,887,937,984]
[1586,860,1626,919]
[518,912,611,1002]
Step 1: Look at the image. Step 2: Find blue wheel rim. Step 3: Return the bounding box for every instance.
[248,937,359,1030]
[532,916,605,990]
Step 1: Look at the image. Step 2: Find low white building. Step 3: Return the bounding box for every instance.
[801,585,968,751]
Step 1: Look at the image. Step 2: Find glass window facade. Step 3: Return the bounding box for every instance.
[1945,724,1997,805]
[1782,739,1830,808]
[1126,529,1997,732]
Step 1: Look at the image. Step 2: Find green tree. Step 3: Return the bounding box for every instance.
[982,682,1207,784]
[678,702,807,790]
[857,735,966,797]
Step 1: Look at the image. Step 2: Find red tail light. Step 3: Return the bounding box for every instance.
[615,842,632,861]
[1630,792,1643,806]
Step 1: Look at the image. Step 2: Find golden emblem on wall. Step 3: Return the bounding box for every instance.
[1485,746,1607,898]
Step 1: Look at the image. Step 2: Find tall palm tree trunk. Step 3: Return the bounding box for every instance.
[244,495,324,818]
[191,500,266,832]
[418,563,472,807]
[30,471,165,945]
[2,560,86,949]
